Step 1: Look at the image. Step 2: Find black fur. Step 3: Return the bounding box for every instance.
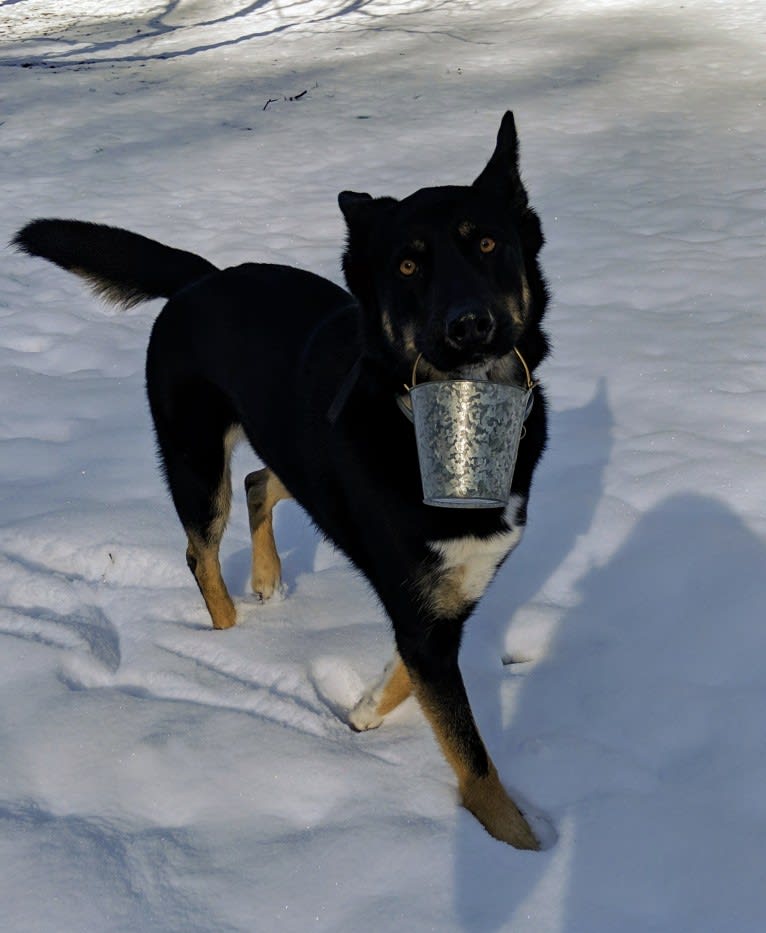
[14,218,217,308]
[14,112,551,847]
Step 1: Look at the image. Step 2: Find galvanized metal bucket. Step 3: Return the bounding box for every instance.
[407,378,532,508]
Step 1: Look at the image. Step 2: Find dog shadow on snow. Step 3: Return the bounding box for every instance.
[222,380,766,928]
[453,391,766,929]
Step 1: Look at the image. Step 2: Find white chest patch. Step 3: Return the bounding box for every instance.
[421,496,525,618]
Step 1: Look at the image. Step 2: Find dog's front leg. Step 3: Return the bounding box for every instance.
[399,625,539,850]
[348,653,412,731]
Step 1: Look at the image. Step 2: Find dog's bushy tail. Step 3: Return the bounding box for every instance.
[13,219,218,308]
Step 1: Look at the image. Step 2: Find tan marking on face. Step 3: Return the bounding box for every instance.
[505,295,523,328]
[486,353,514,383]
[401,322,418,355]
[503,272,532,328]
[458,220,476,238]
[413,354,451,382]
[521,273,532,317]
[381,306,396,344]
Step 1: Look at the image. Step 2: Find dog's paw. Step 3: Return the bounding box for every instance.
[460,766,542,850]
[251,577,286,602]
[348,694,384,732]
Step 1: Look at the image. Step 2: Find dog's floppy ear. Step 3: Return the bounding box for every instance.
[338,193,398,304]
[473,111,528,208]
[338,191,374,226]
[338,191,399,230]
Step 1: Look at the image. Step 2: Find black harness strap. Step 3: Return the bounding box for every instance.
[327,356,363,425]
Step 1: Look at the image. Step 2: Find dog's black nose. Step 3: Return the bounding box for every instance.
[445,305,496,350]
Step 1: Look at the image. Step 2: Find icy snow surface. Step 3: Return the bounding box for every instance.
[2,1,765,931]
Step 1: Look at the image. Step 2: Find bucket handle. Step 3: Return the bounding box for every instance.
[405,347,536,391]
[397,347,537,424]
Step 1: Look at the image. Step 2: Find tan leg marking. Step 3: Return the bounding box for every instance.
[245,468,291,600]
[251,513,282,600]
[185,427,241,630]
[186,533,237,630]
[410,672,539,850]
[349,654,413,731]
[458,762,539,851]
[376,657,412,716]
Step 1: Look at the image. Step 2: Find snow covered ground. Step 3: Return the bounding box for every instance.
[2,1,765,930]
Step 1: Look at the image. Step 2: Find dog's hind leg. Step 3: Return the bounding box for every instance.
[348,653,412,731]
[179,425,242,630]
[244,468,291,600]
[149,372,240,630]
[185,531,236,630]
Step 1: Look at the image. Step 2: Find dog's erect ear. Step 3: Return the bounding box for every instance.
[472,111,528,207]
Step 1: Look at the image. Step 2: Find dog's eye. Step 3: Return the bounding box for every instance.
[479,237,496,254]
[399,259,418,277]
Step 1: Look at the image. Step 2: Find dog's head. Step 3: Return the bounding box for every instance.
[339,112,548,385]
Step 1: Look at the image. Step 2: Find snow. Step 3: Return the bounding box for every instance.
[2,0,765,930]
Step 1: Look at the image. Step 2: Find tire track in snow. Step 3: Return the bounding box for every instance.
[0,548,362,742]
[59,633,348,741]
[152,639,341,738]
[0,603,121,672]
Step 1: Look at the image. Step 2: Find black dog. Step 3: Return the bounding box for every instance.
[14,112,550,848]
